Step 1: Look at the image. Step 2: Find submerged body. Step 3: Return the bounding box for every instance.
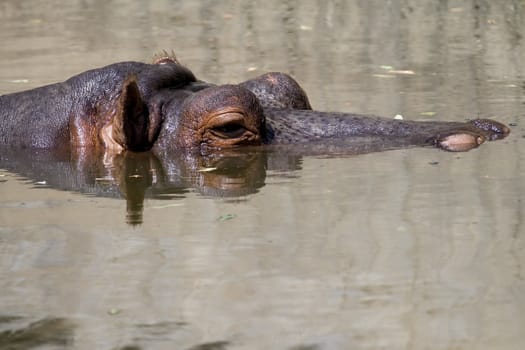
[0,55,510,154]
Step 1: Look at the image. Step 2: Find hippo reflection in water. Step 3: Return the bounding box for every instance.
[0,54,510,154]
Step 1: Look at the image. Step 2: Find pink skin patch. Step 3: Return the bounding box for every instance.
[438,133,485,152]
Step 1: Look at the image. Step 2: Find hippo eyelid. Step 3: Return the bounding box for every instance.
[204,111,254,139]
[210,123,247,138]
[205,111,245,127]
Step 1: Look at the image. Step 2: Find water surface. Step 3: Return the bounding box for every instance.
[1,1,524,349]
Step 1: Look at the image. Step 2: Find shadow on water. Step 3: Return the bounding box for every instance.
[1,136,424,226]
[0,315,322,350]
[113,340,321,350]
[0,315,74,350]
[0,316,231,350]
[1,147,267,225]
[114,340,231,350]
[186,341,231,350]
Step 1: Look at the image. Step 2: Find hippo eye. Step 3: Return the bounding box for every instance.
[210,123,247,139]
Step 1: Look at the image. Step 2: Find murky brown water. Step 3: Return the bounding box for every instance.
[1,1,524,349]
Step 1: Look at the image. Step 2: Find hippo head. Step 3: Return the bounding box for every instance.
[65,54,509,155]
[99,56,267,153]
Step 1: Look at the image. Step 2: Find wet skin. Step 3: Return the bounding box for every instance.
[0,55,510,154]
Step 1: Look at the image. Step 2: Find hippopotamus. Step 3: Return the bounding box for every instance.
[0,54,510,154]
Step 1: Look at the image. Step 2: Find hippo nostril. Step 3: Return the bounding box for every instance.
[469,118,511,140]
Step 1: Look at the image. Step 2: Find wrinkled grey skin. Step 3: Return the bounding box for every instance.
[0,62,199,149]
[0,59,510,153]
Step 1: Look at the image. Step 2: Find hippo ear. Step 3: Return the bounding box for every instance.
[112,76,151,151]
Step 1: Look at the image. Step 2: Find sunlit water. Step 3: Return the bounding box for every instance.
[1,1,524,349]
